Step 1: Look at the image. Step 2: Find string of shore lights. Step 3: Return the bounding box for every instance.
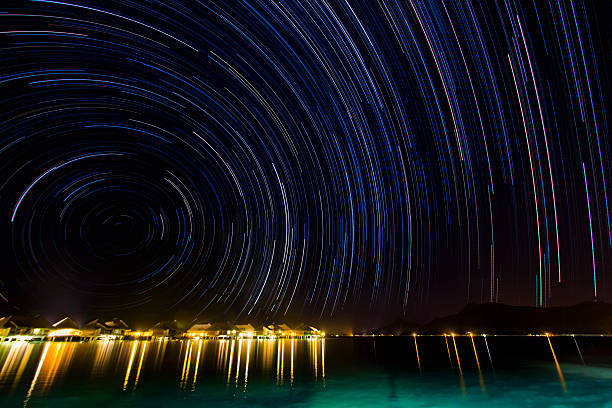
[0,0,609,319]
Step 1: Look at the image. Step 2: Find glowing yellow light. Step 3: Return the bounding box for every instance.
[227,340,235,385]
[133,341,148,390]
[321,338,326,381]
[245,338,251,387]
[99,335,118,341]
[123,341,138,390]
[192,339,203,385]
[48,329,81,337]
[12,335,34,342]
[290,338,294,385]
[24,342,50,404]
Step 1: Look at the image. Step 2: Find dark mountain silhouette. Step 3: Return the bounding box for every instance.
[374,302,612,335]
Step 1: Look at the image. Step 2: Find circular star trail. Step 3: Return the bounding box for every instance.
[0,0,610,322]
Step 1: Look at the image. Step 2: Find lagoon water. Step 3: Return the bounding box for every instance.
[1,336,612,407]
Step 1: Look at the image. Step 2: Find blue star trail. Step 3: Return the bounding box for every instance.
[0,0,609,322]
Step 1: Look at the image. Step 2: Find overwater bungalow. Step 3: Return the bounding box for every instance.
[293,323,324,338]
[278,323,293,334]
[235,324,255,337]
[104,318,130,338]
[149,320,185,339]
[258,323,323,338]
[261,325,276,337]
[261,323,294,338]
[0,314,51,341]
[81,319,108,339]
[49,317,81,340]
[205,322,237,338]
[81,318,130,340]
[187,323,212,337]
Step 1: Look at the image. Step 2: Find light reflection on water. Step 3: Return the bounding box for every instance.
[2,337,612,406]
[0,338,326,402]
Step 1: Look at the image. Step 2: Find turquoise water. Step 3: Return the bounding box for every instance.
[1,336,611,407]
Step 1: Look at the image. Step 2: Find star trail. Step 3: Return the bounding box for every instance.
[0,0,609,324]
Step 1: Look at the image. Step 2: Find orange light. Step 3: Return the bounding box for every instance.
[48,329,81,337]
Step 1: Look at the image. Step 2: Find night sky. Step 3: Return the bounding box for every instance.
[0,0,610,328]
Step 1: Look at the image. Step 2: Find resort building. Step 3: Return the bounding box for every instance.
[149,320,185,338]
[261,323,297,337]
[258,323,324,338]
[81,318,130,340]
[48,317,81,340]
[186,323,212,337]
[293,323,323,338]
[0,314,51,341]
[81,319,108,339]
[205,322,237,338]
[0,315,324,341]
[104,318,131,338]
[235,324,255,337]
[0,317,11,338]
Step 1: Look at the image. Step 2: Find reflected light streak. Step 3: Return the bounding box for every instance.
[41,343,75,395]
[1,342,30,383]
[573,335,585,365]
[546,334,567,392]
[321,339,325,383]
[133,341,148,390]
[226,340,234,385]
[483,335,494,370]
[470,334,485,392]
[312,338,317,380]
[451,335,466,395]
[24,342,50,407]
[11,344,34,393]
[92,340,115,375]
[276,340,281,384]
[280,339,285,385]
[192,339,203,387]
[290,338,294,386]
[413,334,421,373]
[244,339,251,389]
[23,342,76,401]
[444,335,453,367]
[181,341,193,388]
[235,339,242,385]
[123,341,138,391]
